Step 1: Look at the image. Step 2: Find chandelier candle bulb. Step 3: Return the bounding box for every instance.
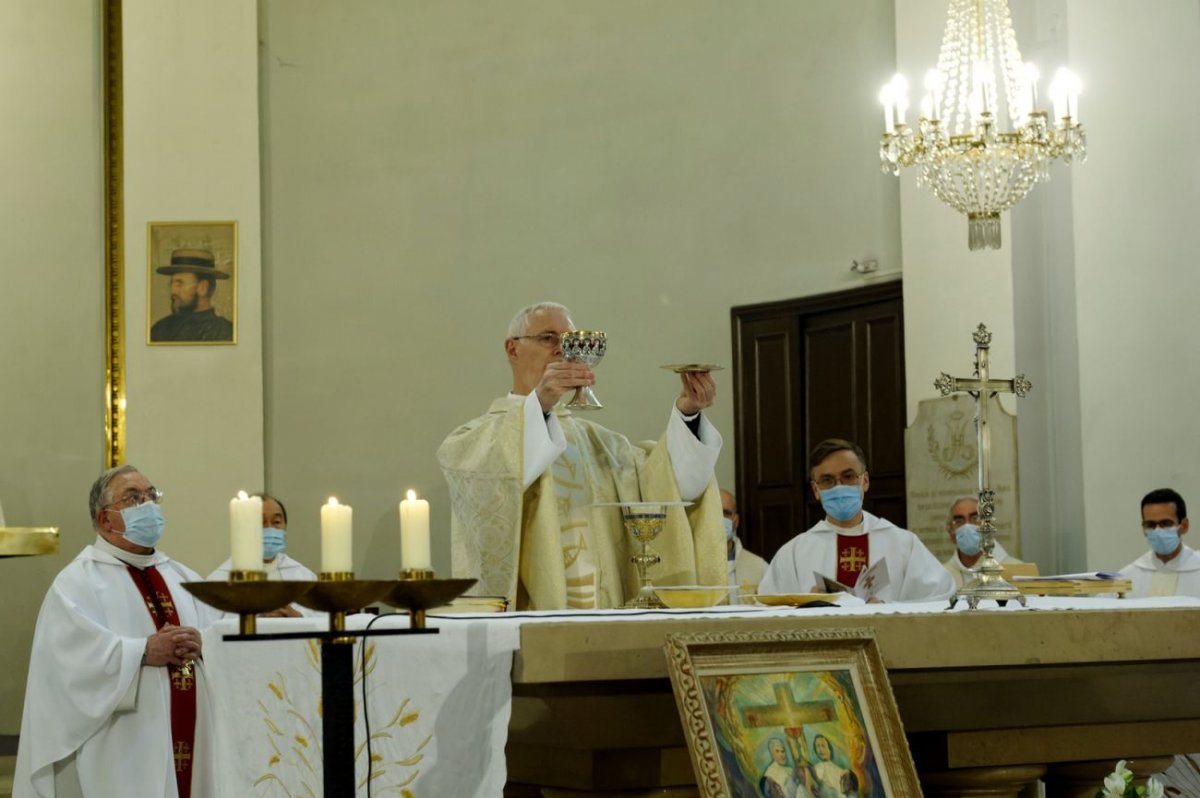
[229,491,263,572]
[399,490,431,571]
[320,497,353,574]
[879,84,895,134]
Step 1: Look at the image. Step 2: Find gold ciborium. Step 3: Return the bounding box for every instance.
[560,330,607,410]
[181,575,316,635]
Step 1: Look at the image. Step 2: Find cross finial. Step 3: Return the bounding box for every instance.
[973,324,992,346]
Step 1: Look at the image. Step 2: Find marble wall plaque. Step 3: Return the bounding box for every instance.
[905,394,1020,562]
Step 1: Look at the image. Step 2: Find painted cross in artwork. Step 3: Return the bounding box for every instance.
[699,668,889,798]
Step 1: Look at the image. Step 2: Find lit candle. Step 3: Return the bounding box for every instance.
[879,83,895,134]
[1023,62,1040,116]
[1050,68,1070,122]
[923,69,943,120]
[229,491,262,572]
[320,497,353,573]
[891,73,909,127]
[399,489,431,570]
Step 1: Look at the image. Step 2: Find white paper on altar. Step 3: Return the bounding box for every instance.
[203,613,520,797]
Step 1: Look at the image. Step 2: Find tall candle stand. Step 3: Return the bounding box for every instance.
[183,572,473,797]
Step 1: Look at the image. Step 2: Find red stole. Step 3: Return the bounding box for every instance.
[835,533,869,587]
[127,564,197,798]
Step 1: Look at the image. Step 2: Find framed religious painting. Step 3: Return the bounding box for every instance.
[146,221,238,345]
[664,628,920,798]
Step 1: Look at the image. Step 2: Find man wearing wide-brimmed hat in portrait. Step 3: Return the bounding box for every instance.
[149,248,233,342]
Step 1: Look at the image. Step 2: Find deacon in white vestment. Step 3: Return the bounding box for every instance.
[207,493,320,617]
[438,302,726,610]
[14,465,221,798]
[721,489,767,591]
[1119,487,1200,598]
[759,439,953,602]
[940,495,1024,589]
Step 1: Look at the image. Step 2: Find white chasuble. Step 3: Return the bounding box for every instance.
[438,394,725,610]
[14,543,222,798]
[759,512,955,602]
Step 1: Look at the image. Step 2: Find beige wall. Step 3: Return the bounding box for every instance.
[0,0,105,736]
[122,0,265,576]
[259,0,902,577]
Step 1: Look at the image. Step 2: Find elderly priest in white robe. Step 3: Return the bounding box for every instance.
[14,465,221,798]
[438,301,726,610]
[759,438,954,602]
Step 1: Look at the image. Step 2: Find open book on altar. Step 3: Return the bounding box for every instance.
[814,559,890,600]
[1010,571,1123,582]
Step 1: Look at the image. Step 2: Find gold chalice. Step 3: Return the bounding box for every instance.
[560,330,607,410]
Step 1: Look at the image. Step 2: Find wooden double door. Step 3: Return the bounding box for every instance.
[731,281,906,560]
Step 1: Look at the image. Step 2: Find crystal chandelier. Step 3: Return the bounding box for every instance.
[879,0,1086,250]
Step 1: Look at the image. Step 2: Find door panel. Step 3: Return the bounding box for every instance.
[733,283,905,559]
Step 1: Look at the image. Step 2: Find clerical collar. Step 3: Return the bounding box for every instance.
[94,535,160,569]
[829,520,866,536]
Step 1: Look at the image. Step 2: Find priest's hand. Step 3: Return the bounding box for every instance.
[675,371,716,415]
[260,606,302,618]
[535,361,595,413]
[143,623,203,667]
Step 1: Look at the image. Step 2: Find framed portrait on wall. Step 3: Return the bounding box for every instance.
[664,627,920,798]
[146,221,237,345]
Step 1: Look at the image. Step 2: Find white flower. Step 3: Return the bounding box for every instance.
[1145,777,1164,798]
[1113,760,1133,782]
[1101,760,1131,798]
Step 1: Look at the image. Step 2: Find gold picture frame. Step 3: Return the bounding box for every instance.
[146,220,238,345]
[664,627,921,798]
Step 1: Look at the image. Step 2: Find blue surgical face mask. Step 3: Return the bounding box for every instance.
[722,517,735,541]
[262,527,286,560]
[120,502,165,548]
[819,485,863,522]
[1147,527,1180,556]
[955,523,982,556]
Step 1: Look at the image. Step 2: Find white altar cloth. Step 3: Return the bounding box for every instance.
[203,596,1199,796]
[203,613,520,798]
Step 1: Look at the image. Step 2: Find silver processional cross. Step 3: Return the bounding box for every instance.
[934,324,1032,609]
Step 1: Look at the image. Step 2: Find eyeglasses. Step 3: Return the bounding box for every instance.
[950,514,980,528]
[511,332,563,348]
[1142,519,1179,531]
[812,471,864,491]
[105,487,164,511]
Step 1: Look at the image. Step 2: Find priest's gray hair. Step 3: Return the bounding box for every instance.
[946,494,979,528]
[89,464,140,528]
[507,302,571,338]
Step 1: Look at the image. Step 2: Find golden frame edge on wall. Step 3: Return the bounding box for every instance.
[146,221,238,346]
[664,627,922,797]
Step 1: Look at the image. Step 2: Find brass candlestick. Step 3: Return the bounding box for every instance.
[382,576,478,629]
[181,578,315,636]
[294,575,394,643]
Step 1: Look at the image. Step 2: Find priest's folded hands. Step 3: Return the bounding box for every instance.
[143,621,202,667]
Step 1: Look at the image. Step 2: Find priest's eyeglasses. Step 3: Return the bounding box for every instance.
[105,488,164,510]
[812,471,864,490]
[511,333,562,348]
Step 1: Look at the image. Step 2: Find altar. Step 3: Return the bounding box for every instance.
[202,596,1200,797]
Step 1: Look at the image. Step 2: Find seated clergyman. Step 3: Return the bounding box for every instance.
[721,488,767,592]
[207,491,319,617]
[941,494,1024,588]
[1119,487,1199,598]
[759,438,955,602]
[437,301,725,610]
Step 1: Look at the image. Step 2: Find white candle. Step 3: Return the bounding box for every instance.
[879,84,895,134]
[399,489,431,570]
[320,497,353,573]
[229,491,263,572]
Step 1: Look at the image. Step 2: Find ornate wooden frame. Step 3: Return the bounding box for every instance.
[664,627,920,797]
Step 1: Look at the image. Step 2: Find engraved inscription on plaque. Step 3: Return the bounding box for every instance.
[904,395,1020,561]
